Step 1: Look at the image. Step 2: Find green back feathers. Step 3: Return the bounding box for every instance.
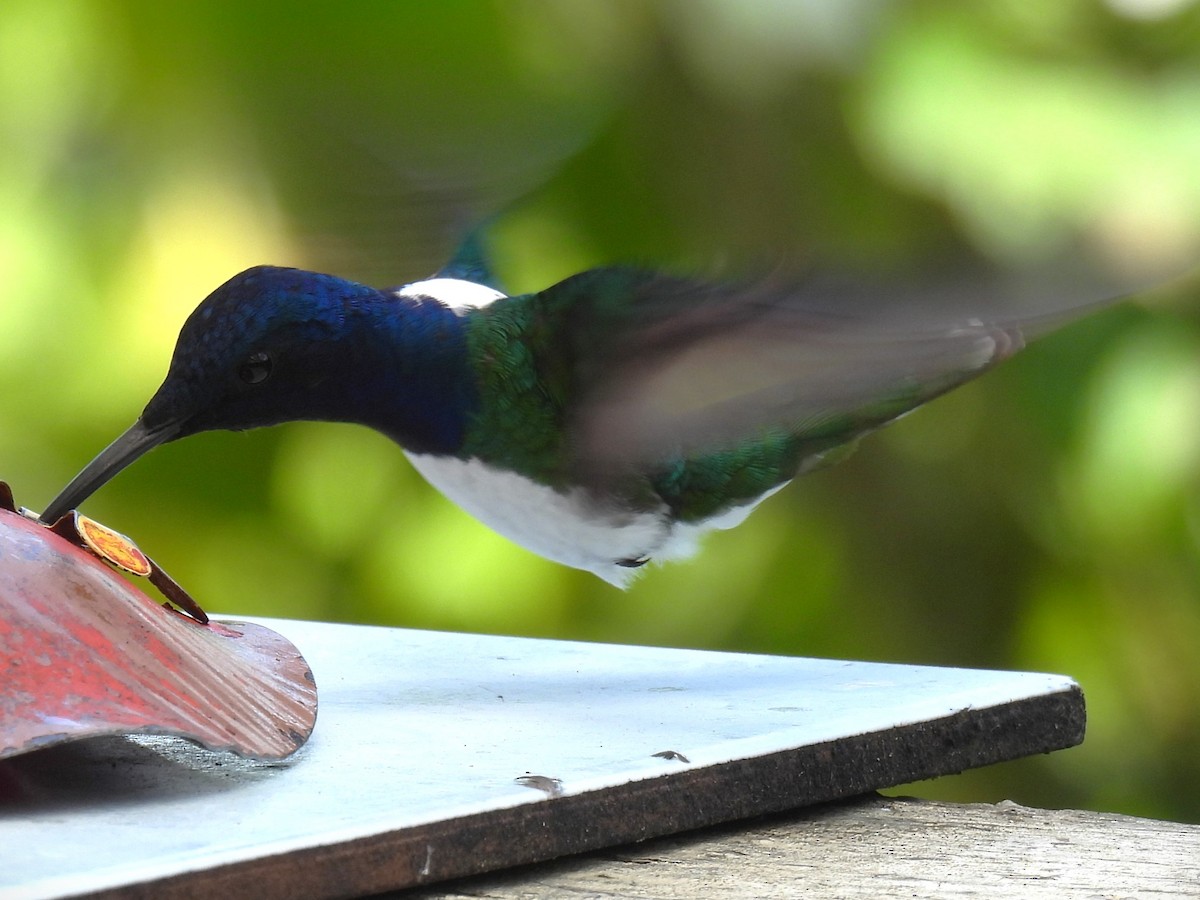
[458,267,652,486]
[459,268,831,519]
[457,264,1021,521]
[459,294,571,482]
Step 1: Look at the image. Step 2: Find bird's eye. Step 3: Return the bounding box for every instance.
[237,351,273,385]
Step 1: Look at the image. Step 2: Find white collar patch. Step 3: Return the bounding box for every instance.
[395,278,507,314]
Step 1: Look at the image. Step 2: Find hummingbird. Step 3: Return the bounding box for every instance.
[40,236,1111,587]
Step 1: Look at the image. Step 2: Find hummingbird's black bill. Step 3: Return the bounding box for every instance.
[40,419,179,524]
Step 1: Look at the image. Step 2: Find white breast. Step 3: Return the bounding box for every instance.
[403,452,786,588]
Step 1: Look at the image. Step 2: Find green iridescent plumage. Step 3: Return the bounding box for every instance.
[457,264,1021,526]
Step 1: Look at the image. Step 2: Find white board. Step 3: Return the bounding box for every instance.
[0,618,1085,898]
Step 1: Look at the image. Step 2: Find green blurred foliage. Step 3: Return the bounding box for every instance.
[3,0,1200,821]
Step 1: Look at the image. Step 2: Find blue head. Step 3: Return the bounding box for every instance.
[41,265,474,522]
[142,266,365,434]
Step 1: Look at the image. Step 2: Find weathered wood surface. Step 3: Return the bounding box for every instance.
[409,793,1200,899]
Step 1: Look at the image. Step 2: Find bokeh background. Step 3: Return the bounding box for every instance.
[3,1,1200,822]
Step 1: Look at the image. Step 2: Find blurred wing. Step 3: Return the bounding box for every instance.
[542,265,1125,474]
[436,222,507,292]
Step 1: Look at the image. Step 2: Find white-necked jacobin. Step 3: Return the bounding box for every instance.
[40,236,1112,586]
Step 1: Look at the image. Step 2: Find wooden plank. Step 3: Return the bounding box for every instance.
[413,794,1200,899]
[0,620,1085,898]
